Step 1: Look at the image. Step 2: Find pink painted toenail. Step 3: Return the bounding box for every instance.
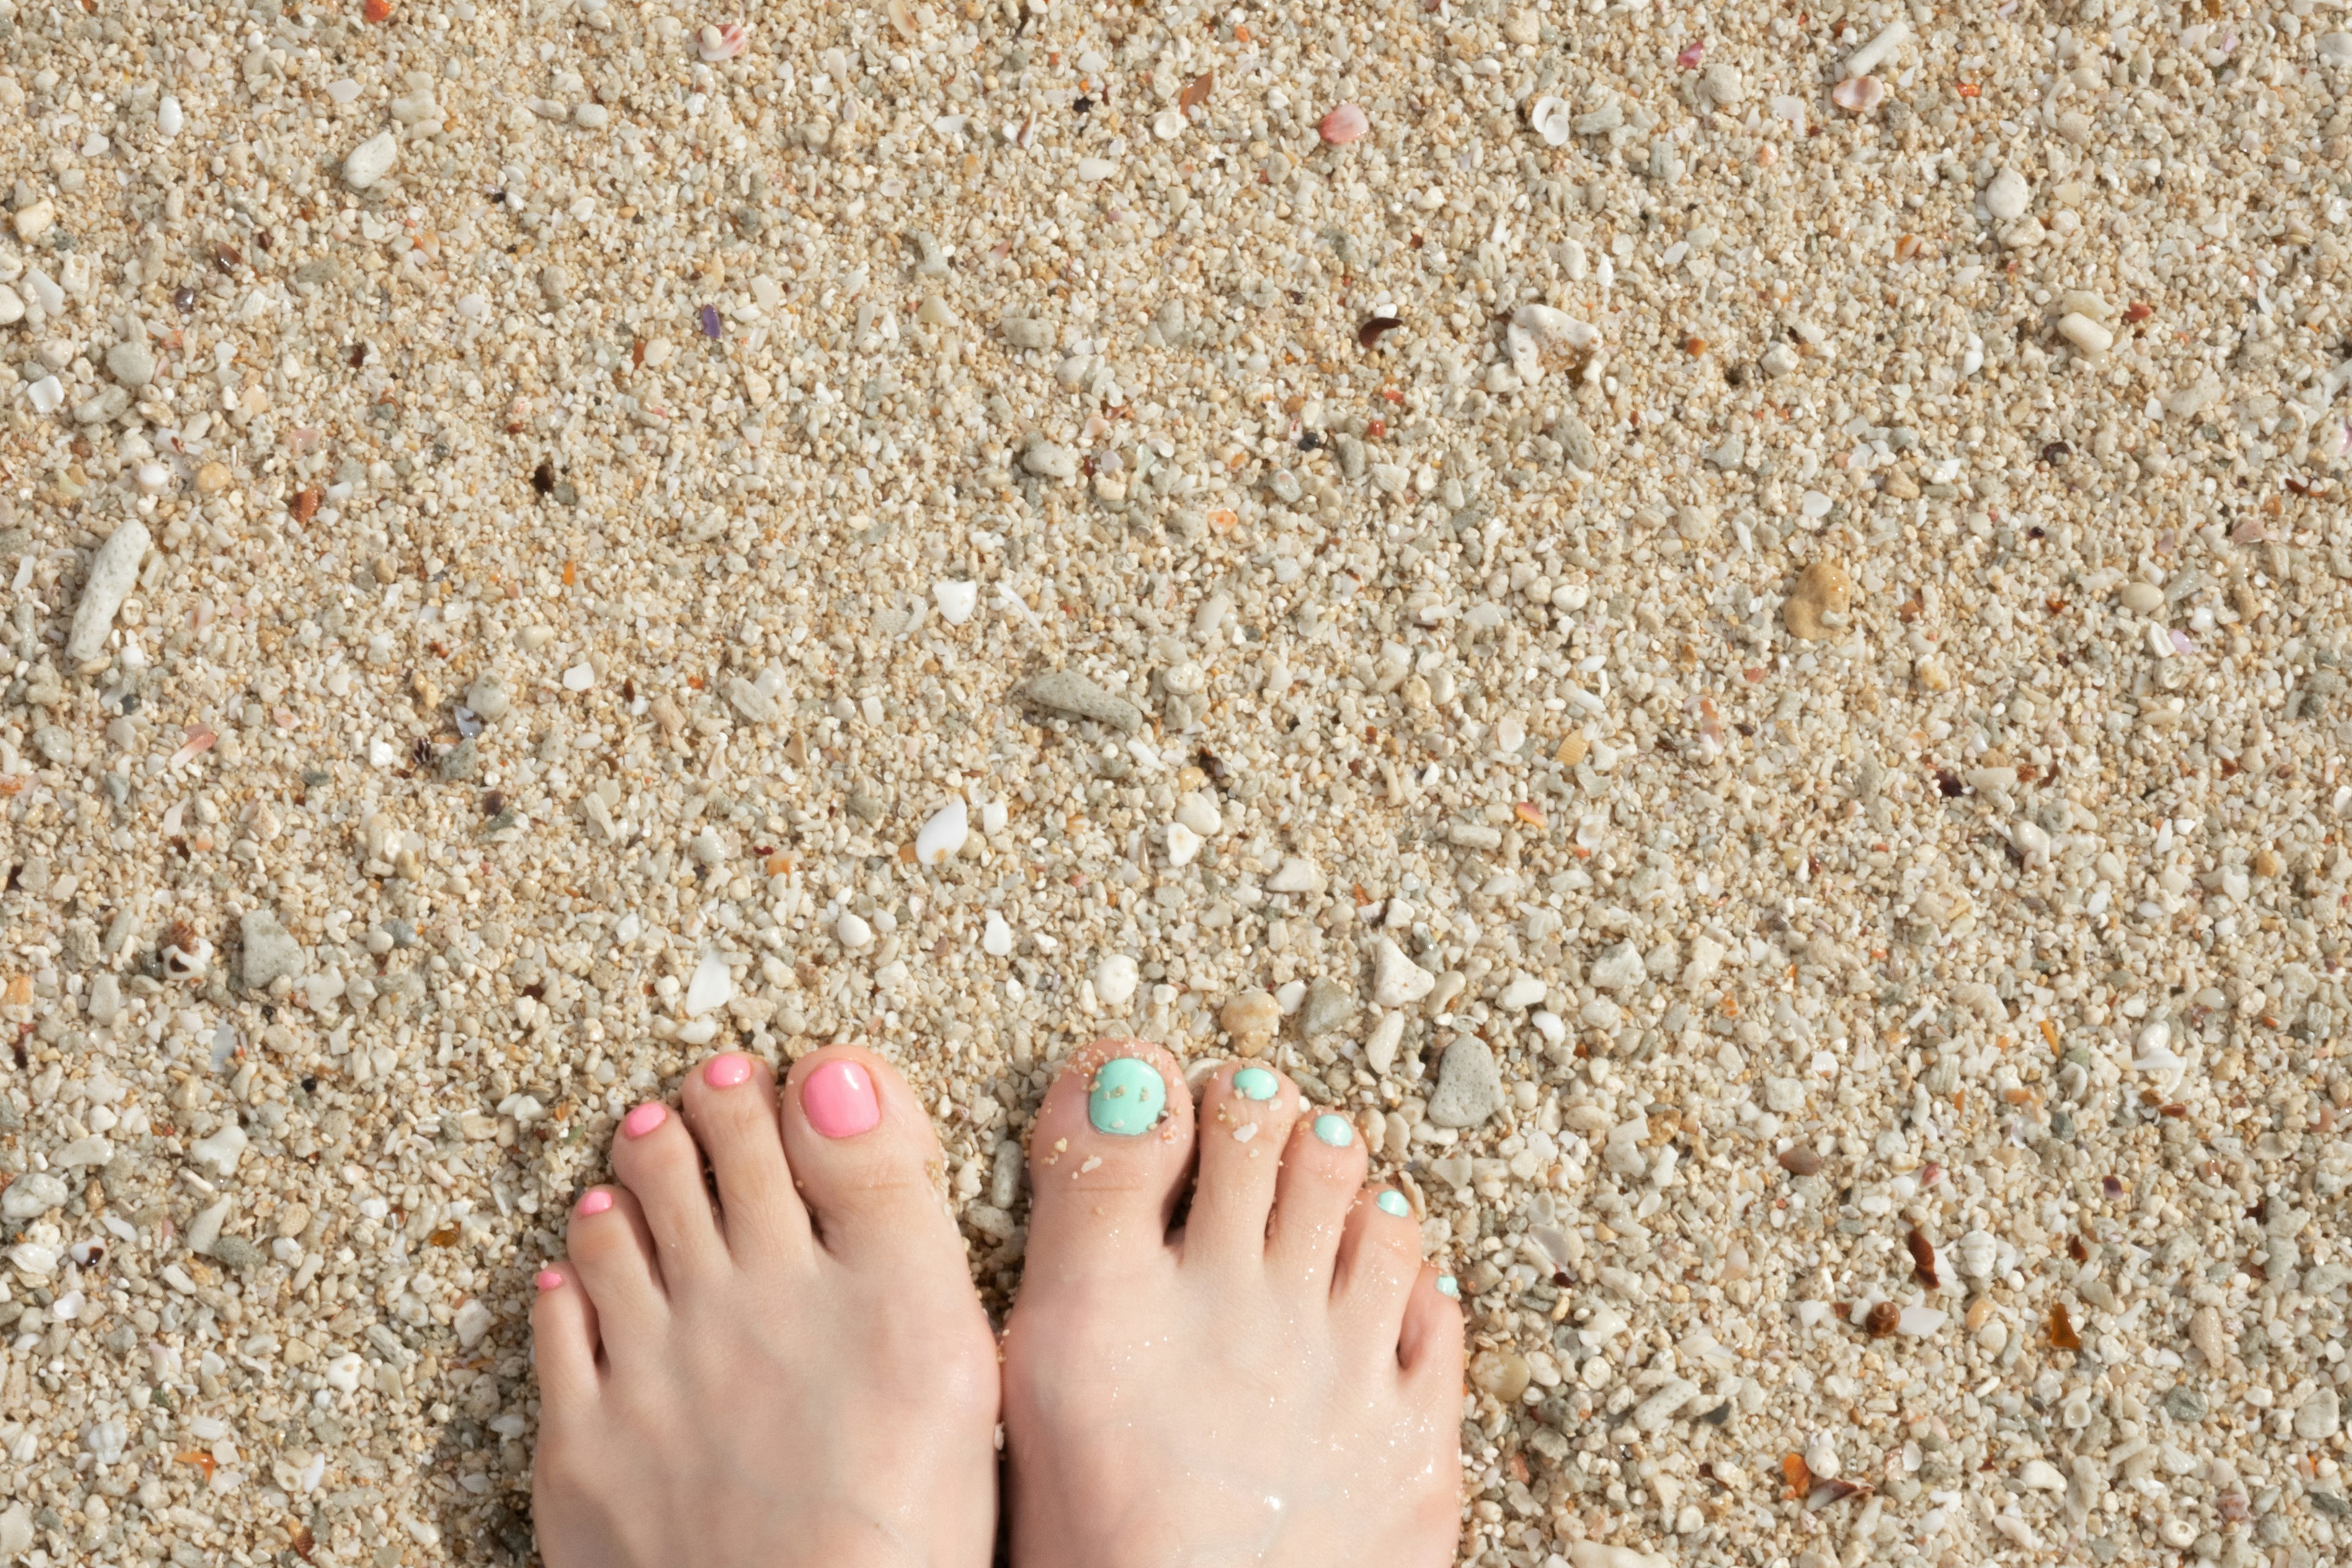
[703,1053,755,1089]
[622,1101,668,1138]
[535,1269,565,1292]
[578,1189,614,1216]
[802,1059,880,1139]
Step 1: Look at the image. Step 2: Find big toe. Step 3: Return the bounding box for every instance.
[777,1044,962,1265]
[1021,1038,1194,1280]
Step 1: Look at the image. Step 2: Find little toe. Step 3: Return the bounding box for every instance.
[530,1262,602,1404]
[565,1185,668,1347]
[1331,1184,1426,1344]
[1397,1266,1468,1387]
[778,1045,960,1266]
[608,1097,728,1281]
[1022,1038,1195,1280]
[1264,1106,1372,1285]
[1182,1062,1302,1266]
[679,1051,810,1264]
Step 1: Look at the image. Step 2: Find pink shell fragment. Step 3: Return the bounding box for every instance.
[1319,103,1370,145]
[1677,40,1705,69]
[1831,75,1885,113]
[696,21,748,62]
[170,725,217,769]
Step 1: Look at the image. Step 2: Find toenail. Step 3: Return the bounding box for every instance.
[802,1058,881,1138]
[1376,1189,1411,1218]
[703,1053,755,1089]
[1088,1057,1168,1136]
[535,1269,565,1292]
[622,1101,668,1139]
[1436,1275,1460,1300]
[1312,1113,1355,1147]
[578,1189,614,1216]
[1232,1066,1278,1101]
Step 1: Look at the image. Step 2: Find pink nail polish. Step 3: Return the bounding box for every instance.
[534,1269,565,1292]
[622,1101,668,1139]
[802,1059,880,1139]
[703,1052,755,1089]
[578,1189,614,1216]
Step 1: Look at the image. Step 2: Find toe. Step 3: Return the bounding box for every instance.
[679,1051,810,1265]
[1398,1266,1468,1387]
[1181,1062,1302,1266]
[530,1261,602,1404]
[608,1096,729,1280]
[566,1185,668,1349]
[778,1045,960,1266]
[1330,1184,1425,1345]
[1021,1038,1194,1279]
[1263,1106,1371,1286]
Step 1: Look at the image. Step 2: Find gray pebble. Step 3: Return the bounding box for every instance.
[1300,977,1356,1041]
[439,737,478,782]
[1019,669,1142,734]
[2163,1385,2208,1422]
[1427,1036,1503,1128]
[466,674,512,722]
[240,909,306,990]
[209,1235,266,1272]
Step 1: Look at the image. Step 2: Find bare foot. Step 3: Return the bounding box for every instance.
[1003,1040,1464,1568]
[530,1047,999,1568]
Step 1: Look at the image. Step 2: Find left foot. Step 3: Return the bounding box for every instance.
[529,1047,1000,1568]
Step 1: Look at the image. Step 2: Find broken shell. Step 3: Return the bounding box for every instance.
[1319,102,1370,145]
[1528,96,1572,146]
[1504,304,1600,385]
[1831,75,1886,113]
[164,936,214,982]
[696,21,748,61]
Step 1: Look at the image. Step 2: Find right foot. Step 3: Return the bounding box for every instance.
[1002,1040,1465,1568]
[530,1047,1000,1568]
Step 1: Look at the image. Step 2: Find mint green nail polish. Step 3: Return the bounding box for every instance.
[1232,1067,1279,1101]
[1088,1057,1167,1136]
[1376,1189,1411,1218]
[1436,1275,1460,1300]
[1313,1114,1354,1147]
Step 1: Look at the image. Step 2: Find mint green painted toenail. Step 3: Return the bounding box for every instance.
[1089,1057,1167,1136]
[1313,1114,1354,1147]
[1232,1067,1279,1101]
[1376,1189,1411,1218]
[1436,1275,1460,1299]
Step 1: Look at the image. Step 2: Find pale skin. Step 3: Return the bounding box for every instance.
[529,1039,1464,1568]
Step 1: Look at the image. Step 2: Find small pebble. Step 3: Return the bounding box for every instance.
[915,799,969,866]
[1985,167,2032,221]
[343,130,400,190]
[1093,954,1139,1007]
[1426,1037,1502,1128]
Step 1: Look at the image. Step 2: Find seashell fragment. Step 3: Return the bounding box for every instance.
[1831,75,1885,113]
[696,21,748,61]
[1319,103,1370,145]
[1528,96,1572,146]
